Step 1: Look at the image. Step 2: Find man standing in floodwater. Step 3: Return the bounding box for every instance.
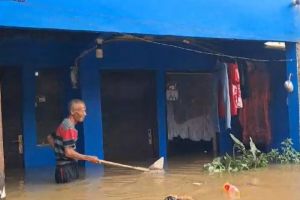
[48,99,100,183]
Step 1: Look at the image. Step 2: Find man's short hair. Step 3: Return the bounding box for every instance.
[68,99,85,113]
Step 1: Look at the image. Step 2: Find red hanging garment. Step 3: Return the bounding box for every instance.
[239,62,271,144]
[228,63,243,116]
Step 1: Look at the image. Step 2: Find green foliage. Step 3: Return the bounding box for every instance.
[267,139,300,164]
[204,135,300,174]
[204,157,226,173]
[266,149,280,163]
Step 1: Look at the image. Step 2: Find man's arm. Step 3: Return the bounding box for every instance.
[47,133,55,148]
[64,147,100,164]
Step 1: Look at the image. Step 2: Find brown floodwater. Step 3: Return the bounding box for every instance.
[5,155,300,200]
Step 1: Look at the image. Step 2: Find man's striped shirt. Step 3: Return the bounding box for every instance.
[54,118,78,165]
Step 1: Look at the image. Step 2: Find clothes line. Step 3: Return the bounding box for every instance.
[126,35,294,63]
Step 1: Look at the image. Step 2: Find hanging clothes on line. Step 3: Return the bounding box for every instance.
[237,60,250,99]
[215,61,231,129]
[227,62,243,116]
[167,73,218,141]
[239,61,271,144]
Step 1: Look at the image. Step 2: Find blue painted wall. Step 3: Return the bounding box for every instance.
[0,31,95,167]
[0,31,294,167]
[0,30,97,67]
[285,43,300,150]
[88,41,216,70]
[22,66,55,167]
[82,40,291,155]
[156,69,167,158]
[79,58,104,164]
[0,0,300,42]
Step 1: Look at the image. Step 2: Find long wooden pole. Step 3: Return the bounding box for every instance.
[98,159,150,172]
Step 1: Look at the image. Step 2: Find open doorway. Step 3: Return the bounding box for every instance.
[35,69,64,146]
[166,72,217,157]
[101,71,158,162]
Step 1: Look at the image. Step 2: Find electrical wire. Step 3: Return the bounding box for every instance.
[73,34,296,67]
[123,34,295,63]
[74,45,97,67]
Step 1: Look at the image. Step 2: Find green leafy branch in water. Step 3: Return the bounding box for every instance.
[204,134,300,173]
[204,134,268,173]
[267,139,300,164]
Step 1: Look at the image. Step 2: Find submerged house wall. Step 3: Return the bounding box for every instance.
[0,29,298,168]
[0,31,99,167]
[80,39,292,156]
[79,40,217,161]
[0,0,299,168]
[0,29,296,167]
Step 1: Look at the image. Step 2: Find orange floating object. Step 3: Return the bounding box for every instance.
[223,182,240,199]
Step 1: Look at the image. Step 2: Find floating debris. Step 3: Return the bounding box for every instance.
[223,182,240,199]
[192,182,203,186]
[164,195,194,200]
